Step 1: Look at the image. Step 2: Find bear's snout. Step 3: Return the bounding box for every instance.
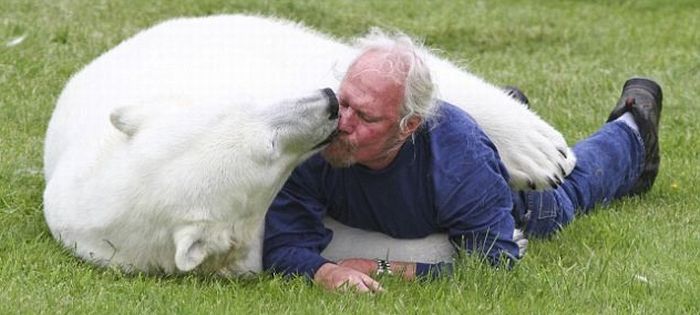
[321,88,339,120]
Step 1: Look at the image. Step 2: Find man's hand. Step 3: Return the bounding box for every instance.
[337,258,377,275]
[314,262,383,293]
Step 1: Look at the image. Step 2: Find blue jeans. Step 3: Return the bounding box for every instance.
[511,121,645,237]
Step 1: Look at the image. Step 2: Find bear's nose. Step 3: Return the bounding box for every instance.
[321,88,339,120]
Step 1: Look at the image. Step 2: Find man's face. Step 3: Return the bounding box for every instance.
[321,51,406,169]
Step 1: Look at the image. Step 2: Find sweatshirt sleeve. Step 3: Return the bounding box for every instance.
[416,262,454,278]
[437,160,519,266]
[262,156,334,279]
[430,104,519,267]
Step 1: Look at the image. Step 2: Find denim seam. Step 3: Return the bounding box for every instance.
[525,192,557,220]
[538,194,557,220]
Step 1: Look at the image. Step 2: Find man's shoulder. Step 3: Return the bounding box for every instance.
[425,101,500,166]
[433,101,472,119]
[427,101,490,144]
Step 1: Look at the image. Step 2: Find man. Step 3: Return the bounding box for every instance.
[262,32,662,292]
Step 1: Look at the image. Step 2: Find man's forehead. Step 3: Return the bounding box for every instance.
[342,72,402,104]
[352,48,410,69]
[344,57,405,97]
[348,51,404,79]
[346,69,395,94]
[341,81,380,114]
[340,50,407,115]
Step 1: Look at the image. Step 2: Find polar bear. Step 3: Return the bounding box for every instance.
[43,14,574,275]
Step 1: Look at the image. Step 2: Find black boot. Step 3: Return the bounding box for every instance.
[606,78,663,196]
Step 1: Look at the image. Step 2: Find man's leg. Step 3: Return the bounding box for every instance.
[512,78,663,237]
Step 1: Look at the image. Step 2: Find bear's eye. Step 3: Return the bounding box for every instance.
[269,129,279,153]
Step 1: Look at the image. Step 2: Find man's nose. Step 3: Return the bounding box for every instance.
[338,106,355,133]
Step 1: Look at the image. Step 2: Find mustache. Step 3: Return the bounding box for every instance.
[329,133,358,150]
[320,133,358,168]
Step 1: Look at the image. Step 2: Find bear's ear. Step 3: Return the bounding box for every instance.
[173,225,207,272]
[110,106,150,137]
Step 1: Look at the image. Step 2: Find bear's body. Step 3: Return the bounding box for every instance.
[44,15,573,274]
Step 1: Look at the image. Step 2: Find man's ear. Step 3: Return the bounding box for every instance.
[173,226,207,272]
[399,115,422,139]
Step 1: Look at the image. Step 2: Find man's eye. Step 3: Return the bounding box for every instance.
[362,115,379,123]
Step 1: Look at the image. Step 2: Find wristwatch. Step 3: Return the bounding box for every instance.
[375,258,392,275]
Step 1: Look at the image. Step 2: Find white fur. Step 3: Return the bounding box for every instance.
[321,219,528,263]
[44,15,572,274]
[321,218,455,264]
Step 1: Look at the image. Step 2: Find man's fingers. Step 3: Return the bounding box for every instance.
[336,274,382,293]
[360,274,384,293]
[337,277,371,293]
[316,264,384,293]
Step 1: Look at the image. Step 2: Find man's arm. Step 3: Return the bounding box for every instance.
[431,103,520,265]
[264,217,384,292]
[436,154,520,265]
[263,156,384,291]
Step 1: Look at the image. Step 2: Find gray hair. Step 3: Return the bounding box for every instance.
[351,28,437,131]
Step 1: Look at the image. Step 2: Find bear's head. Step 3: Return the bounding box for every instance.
[107,89,339,273]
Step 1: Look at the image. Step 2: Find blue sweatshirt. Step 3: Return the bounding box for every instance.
[263,102,518,279]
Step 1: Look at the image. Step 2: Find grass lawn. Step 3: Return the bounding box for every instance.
[1,0,698,313]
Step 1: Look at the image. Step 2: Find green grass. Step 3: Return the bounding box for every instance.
[2,0,699,313]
